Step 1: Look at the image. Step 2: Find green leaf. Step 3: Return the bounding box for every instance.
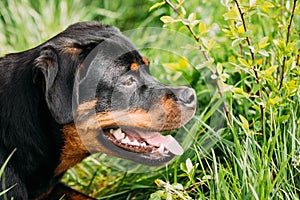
[238,57,251,68]
[150,192,163,200]
[163,62,181,71]
[278,114,290,124]
[223,8,239,21]
[198,22,207,34]
[262,1,274,8]
[201,37,209,49]
[267,96,282,106]
[239,114,250,132]
[255,97,265,106]
[258,49,269,57]
[232,87,244,95]
[196,59,215,70]
[251,83,259,95]
[186,158,193,174]
[258,1,274,14]
[172,183,184,190]
[177,0,185,5]
[149,1,166,12]
[178,58,189,69]
[163,58,189,71]
[232,38,244,47]
[160,16,175,24]
[237,25,245,34]
[220,73,229,82]
[190,19,200,27]
[180,6,186,16]
[187,13,200,27]
[258,36,269,49]
[182,18,189,25]
[217,62,223,75]
[188,13,196,23]
[263,66,276,76]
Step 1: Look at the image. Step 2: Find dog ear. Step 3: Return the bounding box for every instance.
[33,46,76,124]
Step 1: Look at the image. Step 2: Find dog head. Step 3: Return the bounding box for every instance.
[33,22,196,166]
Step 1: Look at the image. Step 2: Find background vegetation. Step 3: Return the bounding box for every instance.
[0,0,299,199]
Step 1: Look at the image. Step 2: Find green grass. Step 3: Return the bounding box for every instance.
[1,0,299,199]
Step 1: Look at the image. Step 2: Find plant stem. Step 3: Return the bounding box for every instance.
[234,0,264,134]
[297,49,300,66]
[165,0,210,62]
[279,0,297,89]
[234,0,257,81]
[165,0,231,124]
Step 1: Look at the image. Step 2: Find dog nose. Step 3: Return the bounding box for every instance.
[174,87,196,108]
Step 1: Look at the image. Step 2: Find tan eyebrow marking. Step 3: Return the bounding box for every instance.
[130,62,139,71]
[142,57,149,65]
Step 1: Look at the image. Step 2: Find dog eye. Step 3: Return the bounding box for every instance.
[122,77,135,87]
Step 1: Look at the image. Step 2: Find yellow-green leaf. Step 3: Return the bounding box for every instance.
[217,63,223,75]
[238,57,251,68]
[198,22,206,34]
[239,115,250,132]
[232,38,244,47]
[223,8,239,21]
[264,66,276,76]
[178,58,189,69]
[177,0,185,5]
[267,96,282,106]
[149,1,165,12]
[162,62,181,71]
[237,25,245,34]
[160,16,175,24]
[188,13,196,23]
[233,87,244,95]
[258,49,269,57]
[258,36,269,49]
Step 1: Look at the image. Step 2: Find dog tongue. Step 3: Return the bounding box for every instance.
[136,131,184,155]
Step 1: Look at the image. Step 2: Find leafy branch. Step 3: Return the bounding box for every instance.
[164,0,231,124]
[234,0,265,134]
[279,0,297,89]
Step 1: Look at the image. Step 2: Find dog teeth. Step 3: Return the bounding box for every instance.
[110,128,148,147]
[157,144,165,154]
[141,142,147,147]
[130,139,140,146]
[110,128,125,141]
[120,137,144,147]
[121,136,131,144]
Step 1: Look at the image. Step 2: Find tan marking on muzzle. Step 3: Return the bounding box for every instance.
[74,96,185,132]
[55,95,194,175]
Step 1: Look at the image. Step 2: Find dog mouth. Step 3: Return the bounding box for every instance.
[100,127,184,165]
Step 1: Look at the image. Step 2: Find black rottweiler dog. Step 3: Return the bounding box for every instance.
[0,22,196,199]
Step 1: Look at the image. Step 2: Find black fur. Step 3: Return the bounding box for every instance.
[0,22,116,199]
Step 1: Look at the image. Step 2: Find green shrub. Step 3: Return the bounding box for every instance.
[148,0,300,199]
